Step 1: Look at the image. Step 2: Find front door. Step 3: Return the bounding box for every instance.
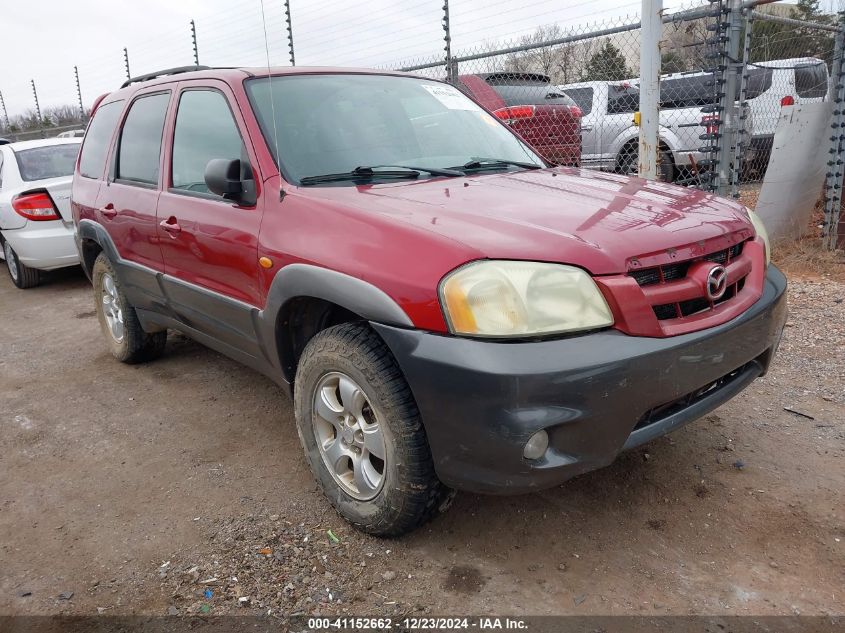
[156,81,264,357]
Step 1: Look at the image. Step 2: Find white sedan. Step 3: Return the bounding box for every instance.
[0,138,81,288]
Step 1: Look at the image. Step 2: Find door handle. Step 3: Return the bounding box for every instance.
[581,125,593,132]
[99,203,117,219]
[159,217,181,234]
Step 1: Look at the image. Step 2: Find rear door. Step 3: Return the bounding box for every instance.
[156,80,264,356]
[97,88,172,273]
[72,99,125,230]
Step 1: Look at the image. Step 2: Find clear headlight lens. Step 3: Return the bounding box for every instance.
[440,260,614,337]
[747,208,771,266]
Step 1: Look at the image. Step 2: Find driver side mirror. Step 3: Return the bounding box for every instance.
[204,158,256,205]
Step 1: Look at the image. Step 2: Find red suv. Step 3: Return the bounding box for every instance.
[457,72,582,167]
[72,66,786,536]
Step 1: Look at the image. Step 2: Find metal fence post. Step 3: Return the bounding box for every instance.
[730,7,753,200]
[639,0,662,180]
[715,0,743,197]
[191,19,200,66]
[824,11,845,250]
[442,0,456,83]
[123,47,131,80]
[31,80,41,122]
[0,90,9,130]
[285,0,295,66]
[74,65,85,121]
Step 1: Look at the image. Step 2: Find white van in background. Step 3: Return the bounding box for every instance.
[744,57,829,173]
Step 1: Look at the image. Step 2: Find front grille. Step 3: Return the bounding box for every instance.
[629,242,743,288]
[629,241,748,321]
[633,361,754,431]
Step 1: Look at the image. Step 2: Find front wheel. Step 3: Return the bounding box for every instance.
[3,240,40,289]
[617,146,675,182]
[293,323,453,536]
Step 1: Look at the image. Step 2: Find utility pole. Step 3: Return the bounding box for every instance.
[74,66,85,121]
[0,90,9,130]
[442,0,456,83]
[191,19,200,66]
[284,0,295,66]
[31,80,42,122]
[639,0,662,180]
[124,47,131,80]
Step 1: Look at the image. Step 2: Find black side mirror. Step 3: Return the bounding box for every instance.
[204,158,244,199]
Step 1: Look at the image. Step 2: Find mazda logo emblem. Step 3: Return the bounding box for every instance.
[705,265,728,301]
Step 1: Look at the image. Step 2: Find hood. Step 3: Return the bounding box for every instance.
[300,168,754,275]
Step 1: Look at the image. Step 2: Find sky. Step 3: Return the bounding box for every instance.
[0,0,817,119]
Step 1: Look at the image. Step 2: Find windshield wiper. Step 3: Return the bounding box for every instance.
[456,158,544,172]
[299,164,462,186]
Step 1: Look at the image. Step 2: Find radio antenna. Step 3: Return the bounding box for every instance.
[259,0,282,194]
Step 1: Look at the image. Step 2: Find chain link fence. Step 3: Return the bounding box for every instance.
[2,0,844,244]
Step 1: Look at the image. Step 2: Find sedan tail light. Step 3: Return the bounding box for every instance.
[781,95,795,107]
[493,105,536,124]
[12,191,60,221]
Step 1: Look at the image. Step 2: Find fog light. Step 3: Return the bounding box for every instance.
[523,430,549,460]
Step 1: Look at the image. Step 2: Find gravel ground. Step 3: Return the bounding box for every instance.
[0,266,843,618]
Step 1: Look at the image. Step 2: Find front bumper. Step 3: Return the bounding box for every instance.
[373,265,787,494]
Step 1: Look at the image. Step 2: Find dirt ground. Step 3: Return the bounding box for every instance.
[0,264,843,619]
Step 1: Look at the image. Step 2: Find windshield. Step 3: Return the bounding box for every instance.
[15,144,80,181]
[245,74,543,185]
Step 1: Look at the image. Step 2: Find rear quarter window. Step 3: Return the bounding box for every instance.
[795,63,828,98]
[15,144,81,181]
[79,100,124,179]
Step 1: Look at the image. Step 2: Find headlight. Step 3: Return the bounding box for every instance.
[439,260,614,337]
[747,208,771,266]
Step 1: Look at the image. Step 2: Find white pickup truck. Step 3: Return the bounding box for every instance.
[561,58,829,182]
[560,76,712,182]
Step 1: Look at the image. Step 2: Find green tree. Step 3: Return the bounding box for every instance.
[749,0,834,64]
[582,40,630,81]
[661,51,687,74]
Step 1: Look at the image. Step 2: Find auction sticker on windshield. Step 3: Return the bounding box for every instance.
[421,83,482,111]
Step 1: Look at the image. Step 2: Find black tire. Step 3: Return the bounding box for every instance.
[92,253,166,364]
[3,239,40,289]
[293,323,453,536]
[617,146,675,182]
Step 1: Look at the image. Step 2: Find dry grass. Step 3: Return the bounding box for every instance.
[739,185,845,281]
[773,233,845,282]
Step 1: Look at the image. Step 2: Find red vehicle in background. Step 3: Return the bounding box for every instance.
[458,72,582,166]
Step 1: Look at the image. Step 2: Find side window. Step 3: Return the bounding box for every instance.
[116,92,170,186]
[745,67,773,100]
[607,85,639,114]
[563,88,593,115]
[171,90,246,195]
[78,100,124,179]
[795,64,828,99]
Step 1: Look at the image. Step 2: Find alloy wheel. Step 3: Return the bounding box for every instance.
[312,371,387,500]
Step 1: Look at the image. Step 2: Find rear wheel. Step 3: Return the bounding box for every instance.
[293,323,453,536]
[92,253,166,363]
[3,240,40,289]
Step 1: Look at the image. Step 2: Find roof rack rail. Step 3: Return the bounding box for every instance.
[121,65,212,89]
